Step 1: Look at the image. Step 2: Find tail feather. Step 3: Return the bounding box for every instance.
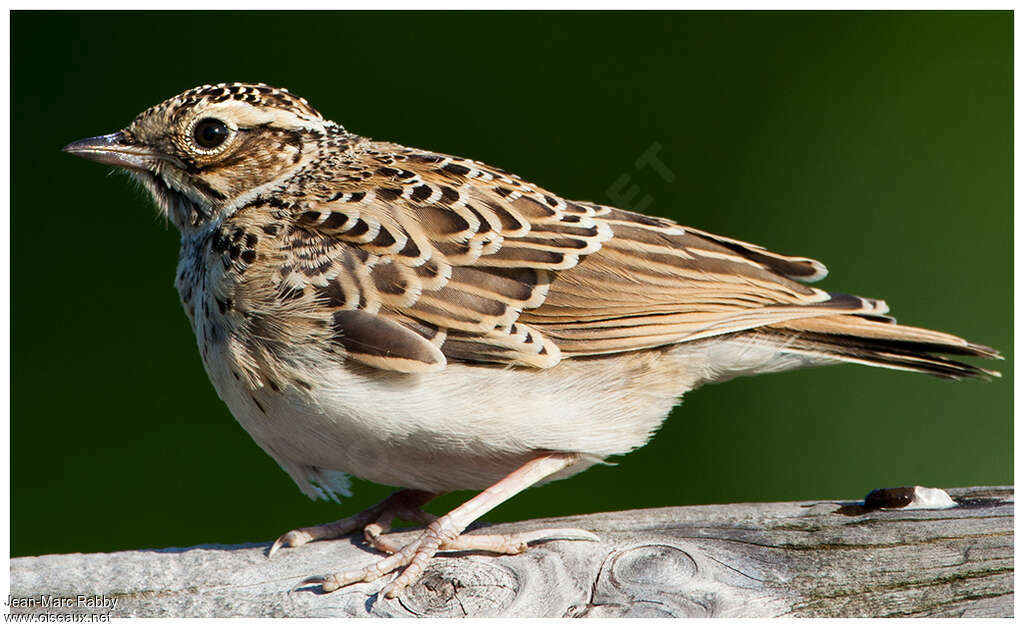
[764,315,1001,381]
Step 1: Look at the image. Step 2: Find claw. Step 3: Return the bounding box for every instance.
[294,575,326,593]
[380,579,403,599]
[269,529,314,558]
[318,574,343,593]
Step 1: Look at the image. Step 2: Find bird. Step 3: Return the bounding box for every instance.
[63,82,1000,599]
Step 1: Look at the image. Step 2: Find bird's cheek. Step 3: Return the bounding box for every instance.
[200,151,296,199]
[196,170,238,199]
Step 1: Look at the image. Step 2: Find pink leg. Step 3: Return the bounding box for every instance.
[363,503,437,554]
[302,452,599,598]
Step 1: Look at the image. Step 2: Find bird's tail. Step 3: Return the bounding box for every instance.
[760,314,1001,380]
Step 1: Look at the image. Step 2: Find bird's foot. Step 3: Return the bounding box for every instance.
[268,489,436,558]
[288,454,595,598]
[304,523,598,598]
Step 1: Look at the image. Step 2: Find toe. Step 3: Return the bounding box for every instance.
[269,529,313,557]
[363,523,403,554]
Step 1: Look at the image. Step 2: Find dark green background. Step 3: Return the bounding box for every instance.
[12,11,1011,557]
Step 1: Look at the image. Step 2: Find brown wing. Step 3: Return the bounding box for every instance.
[269,146,609,372]
[265,144,888,373]
[520,204,888,356]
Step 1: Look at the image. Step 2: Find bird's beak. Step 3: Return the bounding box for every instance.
[62,132,158,172]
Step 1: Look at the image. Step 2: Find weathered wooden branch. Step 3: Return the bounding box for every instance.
[9,486,1012,618]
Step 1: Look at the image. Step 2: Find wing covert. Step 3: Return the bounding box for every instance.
[257,147,878,372]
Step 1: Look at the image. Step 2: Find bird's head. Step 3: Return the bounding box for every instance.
[64,82,332,231]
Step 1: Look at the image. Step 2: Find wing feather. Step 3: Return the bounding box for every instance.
[255,145,888,372]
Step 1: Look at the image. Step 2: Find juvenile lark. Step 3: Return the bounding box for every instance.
[65,82,999,598]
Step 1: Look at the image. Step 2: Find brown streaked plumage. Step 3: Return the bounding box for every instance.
[64,82,1000,599]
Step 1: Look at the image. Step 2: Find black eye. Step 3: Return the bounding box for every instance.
[193,118,230,149]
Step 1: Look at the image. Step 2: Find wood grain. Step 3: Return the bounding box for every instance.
[9,486,1012,617]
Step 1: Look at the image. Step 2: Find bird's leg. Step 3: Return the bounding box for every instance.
[363,493,594,557]
[269,489,437,558]
[302,452,599,598]
[363,499,438,554]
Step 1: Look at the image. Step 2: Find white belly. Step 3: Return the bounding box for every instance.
[200,341,706,497]
[199,327,829,499]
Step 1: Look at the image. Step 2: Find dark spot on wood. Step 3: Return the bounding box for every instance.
[376,188,402,202]
[377,166,400,178]
[262,224,280,235]
[348,191,366,203]
[300,211,321,223]
[231,227,244,242]
[241,250,257,264]
[245,234,258,248]
[229,245,241,260]
[865,487,916,509]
